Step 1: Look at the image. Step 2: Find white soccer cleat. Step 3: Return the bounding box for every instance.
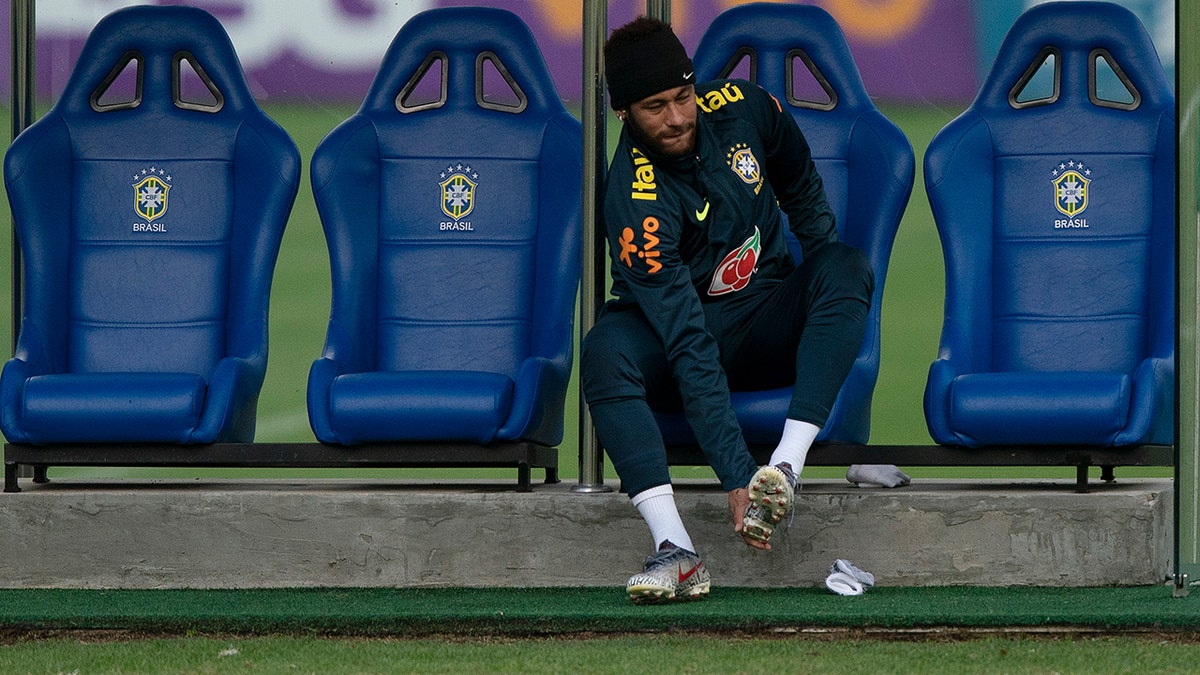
[626,540,711,605]
[742,463,799,545]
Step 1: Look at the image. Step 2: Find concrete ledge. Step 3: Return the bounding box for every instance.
[0,478,1172,589]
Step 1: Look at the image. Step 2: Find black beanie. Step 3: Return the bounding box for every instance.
[605,19,695,110]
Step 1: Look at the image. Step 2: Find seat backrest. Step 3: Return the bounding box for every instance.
[690,3,914,442]
[924,1,1174,374]
[693,3,914,266]
[4,5,298,377]
[311,7,581,378]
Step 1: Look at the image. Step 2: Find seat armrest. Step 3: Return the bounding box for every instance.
[192,355,265,443]
[307,356,343,444]
[0,359,33,443]
[924,356,962,446]
[1117,356,1174,446]
[498,355,571,446]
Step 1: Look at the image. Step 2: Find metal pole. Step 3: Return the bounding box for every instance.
[10,0,34,137]
[646,0,670,22]
[575,0,674,491]
[11,0,34,351]
[1175,0,1199,597]
[573,0,611,493]
[10,0,34,481]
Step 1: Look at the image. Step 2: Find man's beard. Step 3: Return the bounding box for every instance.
[627,116,696,158]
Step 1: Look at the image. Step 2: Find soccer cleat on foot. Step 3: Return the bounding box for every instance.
[742,463,799,545]
[625,541,711,605]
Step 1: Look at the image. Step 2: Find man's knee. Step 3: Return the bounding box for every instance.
[579,329,610,379]
[810,242,874,302]
[581,318,655,403]
[580,331,622,403]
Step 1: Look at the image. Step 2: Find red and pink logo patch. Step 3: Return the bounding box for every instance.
[708,227,761,296]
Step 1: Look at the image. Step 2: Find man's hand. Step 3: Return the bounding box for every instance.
[728,487,771,550]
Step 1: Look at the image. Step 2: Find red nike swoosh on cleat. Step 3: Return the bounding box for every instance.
[678,563,703,583]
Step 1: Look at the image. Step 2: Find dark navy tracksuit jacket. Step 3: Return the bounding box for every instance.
[597,79,838,487]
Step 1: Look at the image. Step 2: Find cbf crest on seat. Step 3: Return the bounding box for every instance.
[653,2,915,453]
[307,8,582,454]
[923,1,1174,447]
[0,5,300,445]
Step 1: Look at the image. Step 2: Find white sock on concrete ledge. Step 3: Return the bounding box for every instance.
[846,464,911,488]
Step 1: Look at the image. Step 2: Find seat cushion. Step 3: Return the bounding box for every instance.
[656,387,792,446]
[20,372,206,444]
[948,371,1131,446]
[328,370,513,444]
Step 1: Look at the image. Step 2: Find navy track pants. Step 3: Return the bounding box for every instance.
[581,241,873,496]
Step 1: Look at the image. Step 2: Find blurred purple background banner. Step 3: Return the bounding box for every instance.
[0,0,980,105]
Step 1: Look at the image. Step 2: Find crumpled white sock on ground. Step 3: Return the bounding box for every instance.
[846,464,911,488]
[824,559,875,596]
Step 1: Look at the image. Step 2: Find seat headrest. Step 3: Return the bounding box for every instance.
[977,1,1171,113]
[693,3,871,113]
[58,5,256,118]
[362,7,564,117]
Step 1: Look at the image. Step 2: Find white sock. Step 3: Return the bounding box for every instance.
[769,419,820,474]
[846,464,911,488]
[630,484,694,552]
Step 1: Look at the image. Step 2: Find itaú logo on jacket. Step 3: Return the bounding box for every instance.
[708,227,760,296]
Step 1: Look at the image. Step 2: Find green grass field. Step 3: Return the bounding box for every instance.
[0,102,1170,482]
[2,585,1200,671]
[3,633,1200,674]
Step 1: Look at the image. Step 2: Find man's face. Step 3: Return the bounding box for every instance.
[625,84,697,158]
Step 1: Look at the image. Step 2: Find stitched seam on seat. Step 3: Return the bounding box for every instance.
[70,319,223,328]
[995,313,1145,322]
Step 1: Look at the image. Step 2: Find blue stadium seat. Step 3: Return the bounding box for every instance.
[923,1,1174,447]
[656,3,915,449]
[1,5,300,444]
[307,8,582,449]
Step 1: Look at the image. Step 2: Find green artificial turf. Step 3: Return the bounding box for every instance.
[4,633,1200,675]
[0,586,1196,637]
